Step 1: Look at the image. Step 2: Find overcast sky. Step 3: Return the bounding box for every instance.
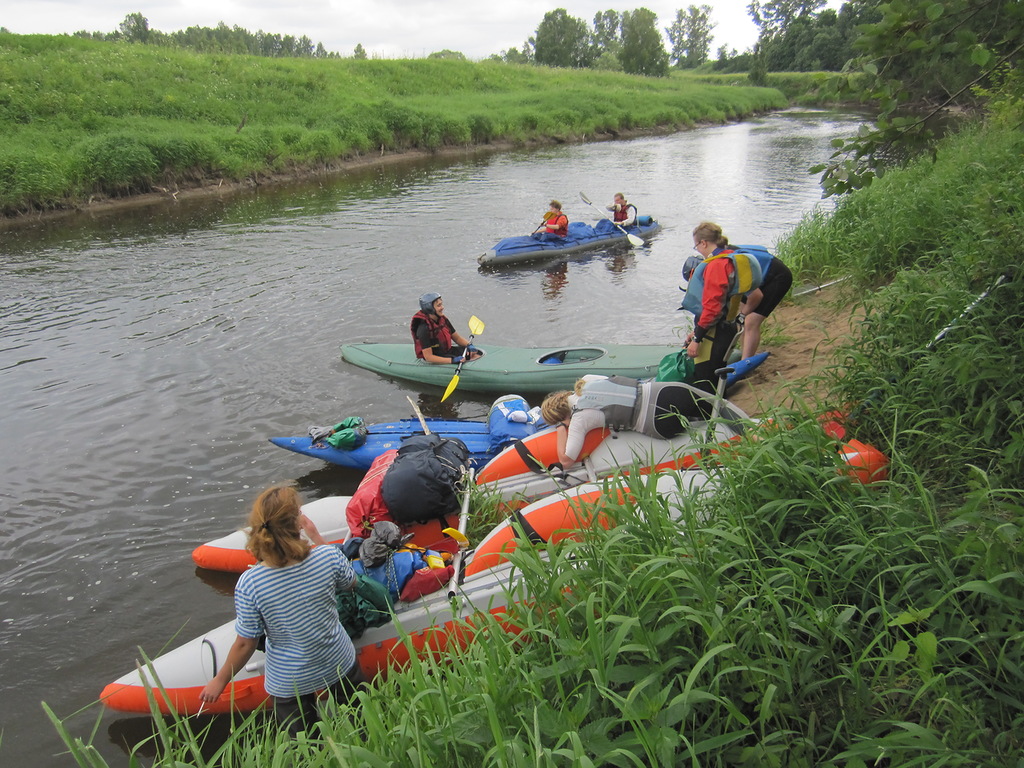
[2,1,842,60]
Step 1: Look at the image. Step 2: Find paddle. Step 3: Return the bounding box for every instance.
[440,315,485,402]
[406,395,431,435]
[445,468,474,599]
[532,209,554,234]
[579,192,644,247]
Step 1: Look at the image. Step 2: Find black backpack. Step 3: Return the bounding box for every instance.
[381,433,470,524]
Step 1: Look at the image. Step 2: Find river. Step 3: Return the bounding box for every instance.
[0,109,861,766]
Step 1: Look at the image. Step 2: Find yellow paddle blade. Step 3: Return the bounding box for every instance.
[440,373,460,403]
[442,527,470,547]
[468,315,485,335]
[542,211,554,221]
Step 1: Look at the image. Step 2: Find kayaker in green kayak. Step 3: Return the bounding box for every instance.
[410,293,482,365]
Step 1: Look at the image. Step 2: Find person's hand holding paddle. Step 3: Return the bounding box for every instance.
[441,315,484,402]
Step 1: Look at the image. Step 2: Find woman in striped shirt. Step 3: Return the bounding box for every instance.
[199,485,364,733]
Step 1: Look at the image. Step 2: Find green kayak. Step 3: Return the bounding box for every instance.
[340,343,681,394]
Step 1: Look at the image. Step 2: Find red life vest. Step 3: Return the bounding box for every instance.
[613,203,636,223]
[410,310,454,359]
[545,213,568,237]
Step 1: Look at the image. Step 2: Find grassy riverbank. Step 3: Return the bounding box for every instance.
[47,117,1023,765]
[0,33,787,217]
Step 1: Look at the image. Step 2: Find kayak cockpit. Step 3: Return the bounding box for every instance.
[536,347,606,365]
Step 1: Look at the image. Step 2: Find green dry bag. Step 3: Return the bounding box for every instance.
[656,350,695,383]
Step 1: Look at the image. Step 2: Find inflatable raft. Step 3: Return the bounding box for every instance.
[468,436,889,575]
[467,468,720,576]
[474,384,752,506]
[340,343,683,394]
[474,391,889,508]
[191,496,459,573]
[479,218,661,267]
[341,345,768,398]
[100,557,525,715]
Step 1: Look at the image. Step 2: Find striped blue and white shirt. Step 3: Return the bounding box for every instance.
[234,545,356,698]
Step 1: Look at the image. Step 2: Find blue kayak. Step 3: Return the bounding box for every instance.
[270,397,547,470]
[479,218,661,266]
[269,419,494,470]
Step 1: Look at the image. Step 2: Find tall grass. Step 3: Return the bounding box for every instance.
[779,121,1024,493]
[0,33,787,215]
[48,443,1024,766]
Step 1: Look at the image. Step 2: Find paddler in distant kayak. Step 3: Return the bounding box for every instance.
[410,293,482,365]
[679,221,763,408]
[606,193,637,227]
[532,199,569,240]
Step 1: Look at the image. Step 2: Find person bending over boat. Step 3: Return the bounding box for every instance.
[410,293,482,365]
[738,247,792,360]
[532,200,569,241]
[606,193,637,227]
[540,375,702,468]
[679,222,762,411]
[199,486,367,734]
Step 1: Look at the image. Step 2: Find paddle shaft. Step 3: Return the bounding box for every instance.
[406,396,431,435]
[441,315,485,402]
[446,468,474,599]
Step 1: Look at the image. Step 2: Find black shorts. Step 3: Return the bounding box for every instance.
[752,258,793,318]
[272,663,367,735]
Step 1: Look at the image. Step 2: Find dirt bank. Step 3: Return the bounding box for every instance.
[0,124,704,232]
[727,287,862,417]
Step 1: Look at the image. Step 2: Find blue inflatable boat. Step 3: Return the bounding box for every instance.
[479,217,661,267]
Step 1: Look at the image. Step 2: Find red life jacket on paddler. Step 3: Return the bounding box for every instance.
[545,213,568,237]
[410,310,455,359]
[613,203,637,223]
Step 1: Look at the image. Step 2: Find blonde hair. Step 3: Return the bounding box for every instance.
[541,390,572,425]
[246,485,310,568]
[693,221,729,249]
[549,199,562,210]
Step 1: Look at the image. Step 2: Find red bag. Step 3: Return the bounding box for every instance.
[399,565,454,602]
[345,449,398,537]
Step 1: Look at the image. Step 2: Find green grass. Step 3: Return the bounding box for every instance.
[778,120,1024,493]
[0,33,787,215]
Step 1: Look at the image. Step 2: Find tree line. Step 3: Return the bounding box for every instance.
[495,2,880,76]
[68,12,348,59]
[50,5,872,75]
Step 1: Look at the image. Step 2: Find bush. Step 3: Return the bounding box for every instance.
[74,134,159,192]
[0,149,70,212]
